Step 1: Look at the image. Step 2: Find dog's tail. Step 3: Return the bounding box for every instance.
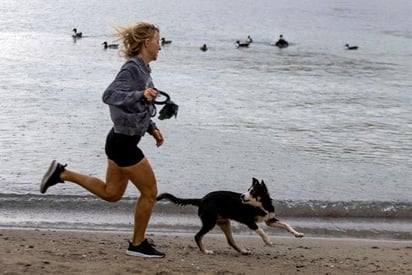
[156,193,201,207]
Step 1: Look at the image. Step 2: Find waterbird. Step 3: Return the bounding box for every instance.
[72,28,82,38]
[200,44,208,52]
[345,44,358,50]
[235,40,250,48]
[274,34,288,48]
[161,37,172,46]
[102,41,119,49]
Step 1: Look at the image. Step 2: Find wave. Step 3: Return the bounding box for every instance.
[1,193,411,219]
[1,194,411,240]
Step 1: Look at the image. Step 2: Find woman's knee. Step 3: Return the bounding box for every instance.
[104,193,123,202]
[141,185,158,202]
[124,158,158,200]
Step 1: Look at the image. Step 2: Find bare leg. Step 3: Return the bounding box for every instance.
[60,160,128,202]
[121,157,158,245]
[60,157,160,246]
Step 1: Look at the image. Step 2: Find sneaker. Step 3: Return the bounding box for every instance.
[126,239,165,258]
[40,160,66,194]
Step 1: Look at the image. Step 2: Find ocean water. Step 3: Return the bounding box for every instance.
[0,0,411,239]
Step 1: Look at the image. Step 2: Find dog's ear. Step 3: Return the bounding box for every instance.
[252,177,259,184]
[260,180,268,191]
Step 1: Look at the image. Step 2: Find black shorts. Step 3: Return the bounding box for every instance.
[105,128,145,167]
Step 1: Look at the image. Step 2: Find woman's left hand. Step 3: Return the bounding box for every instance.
[151,129,164,147]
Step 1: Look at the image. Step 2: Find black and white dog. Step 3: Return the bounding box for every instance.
[156,178,304,255]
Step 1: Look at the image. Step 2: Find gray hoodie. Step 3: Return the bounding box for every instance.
[102,57,158,136]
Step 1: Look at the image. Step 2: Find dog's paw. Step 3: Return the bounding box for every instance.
[240,249,251,255]
[204,249,215,255]
[264,242,274,247]
[294,232,304,238]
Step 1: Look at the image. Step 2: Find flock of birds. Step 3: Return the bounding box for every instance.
[72,28,119,49]
[72,28,359,51]
[202,34,290,51]
[160,34,359,51]
[234,34,358,50]
[234,34,289,48]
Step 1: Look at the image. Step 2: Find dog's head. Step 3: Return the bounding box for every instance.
[240,178,271,208]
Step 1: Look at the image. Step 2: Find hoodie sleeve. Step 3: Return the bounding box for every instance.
[102,66,145,109]
[147,120,159,134]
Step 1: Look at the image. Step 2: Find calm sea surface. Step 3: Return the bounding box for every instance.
[0,0,411,239]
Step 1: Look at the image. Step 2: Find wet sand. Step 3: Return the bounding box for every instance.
[1,229,411,274]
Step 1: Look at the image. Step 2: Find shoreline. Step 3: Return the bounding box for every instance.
[1,228,411,274]
[2,193,411,241]
[2,225,412,243]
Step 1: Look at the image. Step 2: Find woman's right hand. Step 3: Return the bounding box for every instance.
[144,88,159,102]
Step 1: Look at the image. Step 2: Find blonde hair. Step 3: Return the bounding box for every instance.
[116,22,159,58]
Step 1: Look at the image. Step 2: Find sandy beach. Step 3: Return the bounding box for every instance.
[1,229,411,274]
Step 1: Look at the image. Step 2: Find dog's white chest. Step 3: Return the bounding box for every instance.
[256,212,275,223]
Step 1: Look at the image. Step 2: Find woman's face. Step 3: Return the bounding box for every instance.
[146,31,161,62]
